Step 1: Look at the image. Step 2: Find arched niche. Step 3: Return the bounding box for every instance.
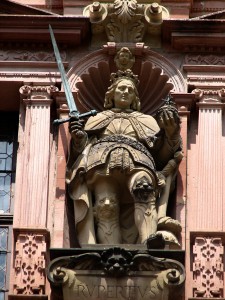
[67,47,187,115]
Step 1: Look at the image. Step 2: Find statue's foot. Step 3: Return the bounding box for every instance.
[146,232,165,249]
[157,217,182,235]
[146,230,181,250]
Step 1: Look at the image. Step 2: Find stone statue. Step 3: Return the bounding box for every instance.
[66,69,182,246]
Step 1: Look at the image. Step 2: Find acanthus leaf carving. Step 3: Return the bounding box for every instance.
[114,0,138,24]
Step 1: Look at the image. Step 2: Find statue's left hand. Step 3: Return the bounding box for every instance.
[157,110,180,138]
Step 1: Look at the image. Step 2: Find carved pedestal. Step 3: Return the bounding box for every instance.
[48,247,185,300]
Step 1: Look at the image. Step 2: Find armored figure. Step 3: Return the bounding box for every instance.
[66,69,182,246]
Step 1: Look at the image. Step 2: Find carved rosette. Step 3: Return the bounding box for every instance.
[192,237,224,298]
[47,248,185,300]
[13,230,49,295]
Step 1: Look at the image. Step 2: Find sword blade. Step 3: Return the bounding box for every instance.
[49,25,78,115]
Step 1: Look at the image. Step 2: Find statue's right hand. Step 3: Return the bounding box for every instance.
[69,119,86,141]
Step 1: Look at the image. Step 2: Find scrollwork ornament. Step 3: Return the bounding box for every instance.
[47,85,59,96]
[52,267,69,285]
[165,269,181,284]
[19,85,32,97]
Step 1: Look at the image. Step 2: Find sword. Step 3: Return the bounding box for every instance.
[49,25,97,125]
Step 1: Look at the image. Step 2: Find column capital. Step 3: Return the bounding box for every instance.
[19,85,58,106]
[192,88,225,110]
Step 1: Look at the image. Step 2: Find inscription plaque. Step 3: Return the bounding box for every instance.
[62,270,171,300]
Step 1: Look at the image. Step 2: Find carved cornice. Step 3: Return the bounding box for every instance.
[183,65,225,92]
[162,19,225,52]
[0,16,89,46]
[0,0,54,15]
[0,61,64,86]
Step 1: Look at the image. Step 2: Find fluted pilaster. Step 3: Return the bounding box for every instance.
[14,85,56,228]
[194,101,223,230]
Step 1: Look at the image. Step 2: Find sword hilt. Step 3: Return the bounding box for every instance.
[53,109,97,126]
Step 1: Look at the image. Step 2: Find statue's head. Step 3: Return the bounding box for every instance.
[114,47,135,70]
[104,70,140,111]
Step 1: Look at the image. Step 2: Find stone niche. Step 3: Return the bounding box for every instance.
[47,247,185,300]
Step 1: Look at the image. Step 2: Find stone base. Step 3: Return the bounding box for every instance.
[47,246,185,300]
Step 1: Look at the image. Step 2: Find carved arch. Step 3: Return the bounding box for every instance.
[67,48,186,115]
